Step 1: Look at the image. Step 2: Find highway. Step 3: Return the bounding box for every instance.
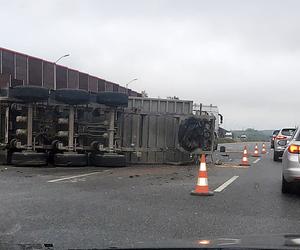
[0,142,300,248]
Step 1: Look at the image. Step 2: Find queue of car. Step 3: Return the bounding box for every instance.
[271,127,300,193]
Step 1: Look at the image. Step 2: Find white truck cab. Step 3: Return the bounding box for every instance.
[195,104,223,150]
[201,104,223,135]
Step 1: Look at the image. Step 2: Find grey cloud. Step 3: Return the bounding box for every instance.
[1,0,300,129]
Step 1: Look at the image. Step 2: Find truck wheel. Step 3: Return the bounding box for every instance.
[54,89,90,105]
[273,151,280,161]
[9,86,50,102]
[282,176,291,194]
[54,153,87,167]
[11,151,48,166]
[96,92,128,107]
[90,153,126,167]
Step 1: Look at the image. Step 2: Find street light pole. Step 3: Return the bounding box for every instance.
[54,54,70,89]
[55,54,70,64]
[125,78,138,94]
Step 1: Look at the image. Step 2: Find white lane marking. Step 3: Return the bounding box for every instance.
[48,170,109,183]
[218,238,241,246]
[214,176,239,192]
[253,158,260,164]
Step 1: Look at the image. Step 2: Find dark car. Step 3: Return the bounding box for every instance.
[271,130,279,148]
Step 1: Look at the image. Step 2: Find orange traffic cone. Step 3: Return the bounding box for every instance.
[240,146,250,166]
[252,144,260,157]
[261,143,267,154]
[191,154,214,196]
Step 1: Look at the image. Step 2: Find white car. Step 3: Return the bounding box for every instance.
[240,134,247,140]
[225,132,233,139]
[282,127,300,193]
[273,128,296,161]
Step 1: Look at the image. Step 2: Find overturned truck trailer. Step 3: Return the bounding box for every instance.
[0,91,216,166]
[119,97,216,164]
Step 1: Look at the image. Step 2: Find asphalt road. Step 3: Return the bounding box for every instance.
[0,142,300,249]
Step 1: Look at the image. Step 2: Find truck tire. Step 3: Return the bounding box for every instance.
[53,153,87,167]
[54,89,90,105]
[9,86,50,102]
[11,151,48,166]
[90,153,126,167]
[273,151,280,162]
[96,92,128,107]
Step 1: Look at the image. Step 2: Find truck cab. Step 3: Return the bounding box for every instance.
[201,104,223,148]
[193,104,223,150]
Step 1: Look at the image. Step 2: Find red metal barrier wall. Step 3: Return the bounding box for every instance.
[0,47,141,96]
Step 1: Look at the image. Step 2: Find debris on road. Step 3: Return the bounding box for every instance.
[215,159,223,165]
[129,174,140,178]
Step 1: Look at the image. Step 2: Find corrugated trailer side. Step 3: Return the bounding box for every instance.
[119,97,193,164]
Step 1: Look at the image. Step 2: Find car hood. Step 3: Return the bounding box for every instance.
[106,234,300,249]
[5,234,300,249]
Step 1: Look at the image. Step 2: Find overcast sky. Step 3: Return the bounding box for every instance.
[1,0,300,130]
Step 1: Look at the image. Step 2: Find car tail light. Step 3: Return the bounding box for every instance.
[288,144,300,154]
[276,135,287,140]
